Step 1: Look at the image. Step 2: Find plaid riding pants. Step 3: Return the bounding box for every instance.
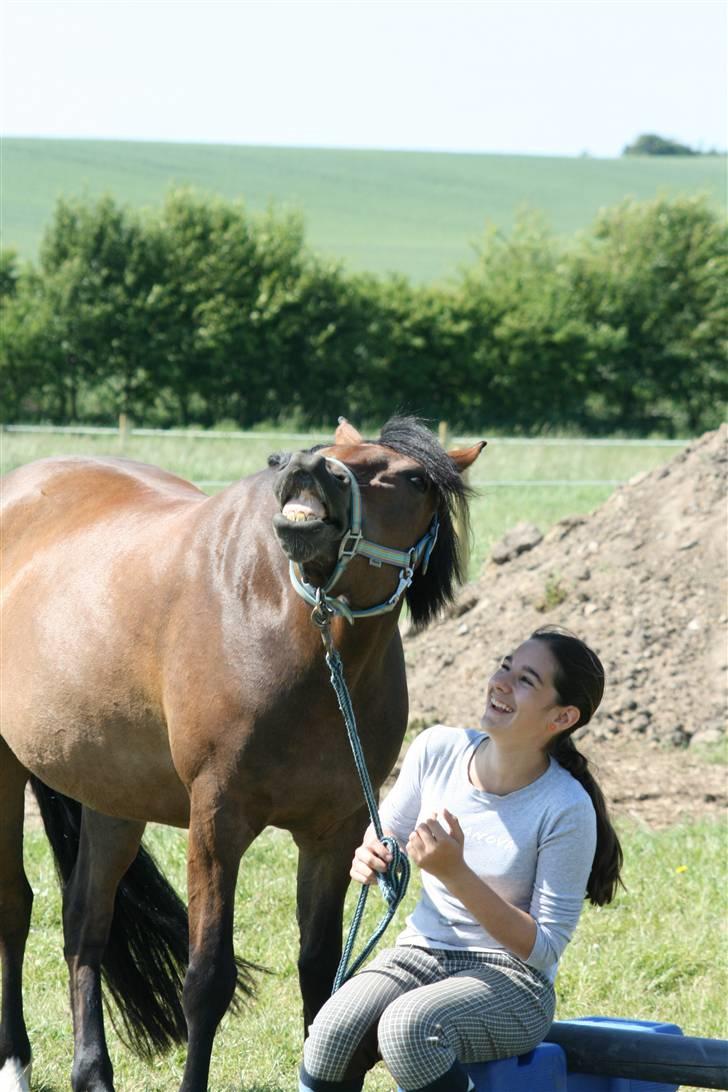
[302,945,556,1090]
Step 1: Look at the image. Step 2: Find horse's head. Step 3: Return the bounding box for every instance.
[272,416,484,627]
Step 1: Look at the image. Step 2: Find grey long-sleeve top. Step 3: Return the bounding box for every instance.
[379,725,597,982]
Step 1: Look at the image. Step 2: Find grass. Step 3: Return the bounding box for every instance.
[3,138,726,281]
[19,818,728,1091]
[0,428,683,577]
[5,426,721,1089]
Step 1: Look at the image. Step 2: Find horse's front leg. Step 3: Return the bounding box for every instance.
[179,778,258,1092]
[294,805,369,1032]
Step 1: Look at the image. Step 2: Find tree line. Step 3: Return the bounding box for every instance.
[1,190,725,435]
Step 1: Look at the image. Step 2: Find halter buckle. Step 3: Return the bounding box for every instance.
[338,530,363,560]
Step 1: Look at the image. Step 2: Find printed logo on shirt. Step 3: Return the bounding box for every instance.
[460,825,516,851]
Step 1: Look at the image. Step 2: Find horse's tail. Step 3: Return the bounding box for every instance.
[29,777,259,1059]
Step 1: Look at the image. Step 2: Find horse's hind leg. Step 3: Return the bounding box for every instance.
[63,809,145,1092]
[0,740,33,1092]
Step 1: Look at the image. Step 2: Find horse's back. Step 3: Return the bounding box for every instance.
[1,456,204,566]
[2,454,203,519]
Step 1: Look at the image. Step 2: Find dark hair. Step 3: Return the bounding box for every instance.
[531,625,623,906]
[376,416,472,628]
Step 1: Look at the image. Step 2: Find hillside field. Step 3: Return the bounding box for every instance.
[2,137,726,281]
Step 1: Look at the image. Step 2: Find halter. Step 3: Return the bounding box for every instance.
[288,456,439,624]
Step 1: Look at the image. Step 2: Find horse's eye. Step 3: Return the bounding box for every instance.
[409,474,428,493]
[325,460,350,485]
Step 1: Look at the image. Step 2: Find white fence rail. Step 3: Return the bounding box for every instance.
[2,422,687,493]
[2,423,689,447]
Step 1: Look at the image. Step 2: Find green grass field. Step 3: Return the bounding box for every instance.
[2,138,726,281]
[0,428,684,576]
[20,819,727,1091]
[5,428,723,1089]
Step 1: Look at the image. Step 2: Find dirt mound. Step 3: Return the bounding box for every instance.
[402,425,727,826]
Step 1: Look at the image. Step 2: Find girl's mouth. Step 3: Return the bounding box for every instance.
[489,696,514,715]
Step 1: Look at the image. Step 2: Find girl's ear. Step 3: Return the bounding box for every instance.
[335,417,364,446]
[550,706,581,733]
[449,441,486,473]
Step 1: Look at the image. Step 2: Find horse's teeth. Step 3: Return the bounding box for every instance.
[282,494,327,522]
[285,510,318,522]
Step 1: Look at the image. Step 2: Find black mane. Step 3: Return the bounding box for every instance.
[376,416,473,629]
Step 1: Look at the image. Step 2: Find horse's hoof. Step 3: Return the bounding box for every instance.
[0,1057,32,1092]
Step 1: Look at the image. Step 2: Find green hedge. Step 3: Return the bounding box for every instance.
[1,190,725,434]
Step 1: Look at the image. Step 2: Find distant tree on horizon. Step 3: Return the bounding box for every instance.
[622,133,700,156]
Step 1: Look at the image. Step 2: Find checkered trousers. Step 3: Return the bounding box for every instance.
[302,945,555,1090]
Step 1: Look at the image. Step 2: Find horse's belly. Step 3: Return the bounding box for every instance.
[4,711,191,821]
[0,628,190,827]
[2,702,191,826]
[1,540,191,826]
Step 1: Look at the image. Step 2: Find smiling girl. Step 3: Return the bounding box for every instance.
[299,626,622,1092]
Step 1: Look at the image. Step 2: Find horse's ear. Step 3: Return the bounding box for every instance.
[448,441,486,474]
[335,417,364,446]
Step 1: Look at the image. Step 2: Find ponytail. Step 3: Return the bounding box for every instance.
[531,626,624,906]
[549,732,623,905]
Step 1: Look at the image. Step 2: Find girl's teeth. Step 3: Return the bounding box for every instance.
[491,699,513,713]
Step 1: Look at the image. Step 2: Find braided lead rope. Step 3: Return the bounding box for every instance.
[312,602,410,994]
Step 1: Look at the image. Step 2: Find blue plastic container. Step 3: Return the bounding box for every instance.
[465,1041,567,1091]
[396,1017,684,1092]
[563,1017,683,1092]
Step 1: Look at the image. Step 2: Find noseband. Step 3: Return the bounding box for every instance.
[288,456,439,624]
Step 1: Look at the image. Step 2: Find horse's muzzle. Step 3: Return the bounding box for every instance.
[272,453,349,563]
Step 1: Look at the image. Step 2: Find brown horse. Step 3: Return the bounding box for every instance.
[0,416,483,1092]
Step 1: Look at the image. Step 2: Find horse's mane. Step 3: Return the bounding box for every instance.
[268,415,473,629]
[375,416,472,629]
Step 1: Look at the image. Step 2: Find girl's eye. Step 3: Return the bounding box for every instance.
[520,676,533,686]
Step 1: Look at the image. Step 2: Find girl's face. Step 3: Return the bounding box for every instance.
[480,639,577,748]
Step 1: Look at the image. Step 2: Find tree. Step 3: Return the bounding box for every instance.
[568,195,728,432]
[37,195,167,421]
[622,133,696,156]
[456,214,595,430]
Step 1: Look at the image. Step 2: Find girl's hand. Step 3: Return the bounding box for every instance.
[350,831,394,886]
[407,808,466,883]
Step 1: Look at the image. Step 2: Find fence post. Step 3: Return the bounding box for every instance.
[119,413,130,452]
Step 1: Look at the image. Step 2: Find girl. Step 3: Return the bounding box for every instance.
[299,626,622,1092]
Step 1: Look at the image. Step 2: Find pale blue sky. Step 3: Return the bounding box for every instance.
[2,0,726,157]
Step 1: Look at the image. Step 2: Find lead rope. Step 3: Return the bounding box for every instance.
[311,592,410,993]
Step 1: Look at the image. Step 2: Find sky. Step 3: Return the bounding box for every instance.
[1,0,726,158]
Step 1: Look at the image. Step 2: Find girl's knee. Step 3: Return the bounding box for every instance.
[377,993,447,1066]
[379,991,440,1039]
[303,1000,372,1082]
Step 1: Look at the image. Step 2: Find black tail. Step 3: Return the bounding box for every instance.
[30,777,259,1059]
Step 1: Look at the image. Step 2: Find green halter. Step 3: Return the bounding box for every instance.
[289,456,439,624]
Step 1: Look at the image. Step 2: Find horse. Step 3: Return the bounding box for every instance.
[0,415,484,1092]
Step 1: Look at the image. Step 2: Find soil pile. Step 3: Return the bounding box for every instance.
[402,425,727,827]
